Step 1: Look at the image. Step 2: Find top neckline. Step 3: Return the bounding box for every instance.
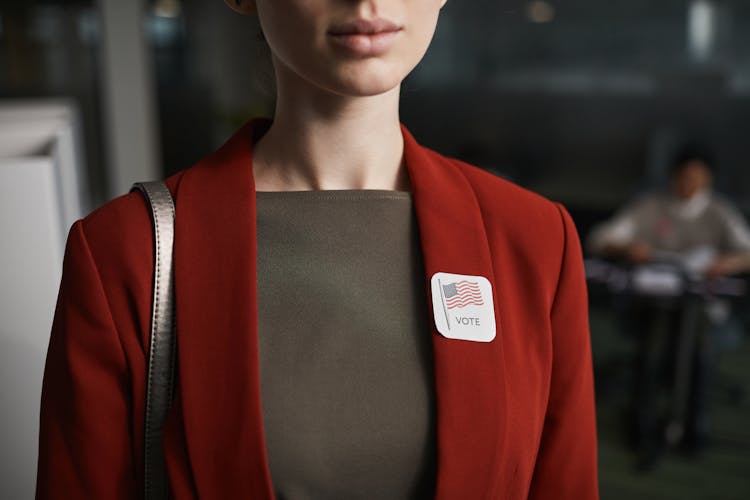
[256,189,412,201]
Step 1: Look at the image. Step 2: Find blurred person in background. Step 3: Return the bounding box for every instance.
[588,144,750,470]
[588,144,750,277]
[36,0,598,499]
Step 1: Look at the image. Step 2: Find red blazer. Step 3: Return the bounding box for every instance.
[37,118,598,499]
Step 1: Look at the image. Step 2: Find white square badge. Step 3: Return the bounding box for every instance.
[430,272,496,342]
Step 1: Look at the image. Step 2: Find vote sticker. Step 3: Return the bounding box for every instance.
[430,272,496,342]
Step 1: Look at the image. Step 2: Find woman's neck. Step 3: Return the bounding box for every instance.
[251,73,408,192]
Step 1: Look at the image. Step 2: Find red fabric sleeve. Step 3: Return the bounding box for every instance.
[36,220,137,499]
[528,204,599,499]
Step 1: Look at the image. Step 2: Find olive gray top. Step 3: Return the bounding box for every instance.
[256,190,437,500]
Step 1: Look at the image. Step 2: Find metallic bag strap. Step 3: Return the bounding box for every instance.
[131,181,177,500]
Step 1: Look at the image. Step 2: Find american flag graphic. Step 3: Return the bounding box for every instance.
[442,280,484,309]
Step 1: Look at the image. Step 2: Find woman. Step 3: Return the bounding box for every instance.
[36,1,599,498]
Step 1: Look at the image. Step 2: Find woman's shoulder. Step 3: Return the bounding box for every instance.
[55,170,187,345]
[423,149,580,309]
[71,169,187,289]
[425,148,569,239]
[80,170,185,243]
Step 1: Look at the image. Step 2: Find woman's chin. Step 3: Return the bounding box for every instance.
[323,67,408,97]
[334,80,402,98]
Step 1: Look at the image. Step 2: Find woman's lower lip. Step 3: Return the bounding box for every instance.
[328,30,400,56]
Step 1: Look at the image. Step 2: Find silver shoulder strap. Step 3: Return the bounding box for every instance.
[130,181,176,500]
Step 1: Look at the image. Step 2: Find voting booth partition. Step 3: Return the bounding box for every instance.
[0,100,89,499]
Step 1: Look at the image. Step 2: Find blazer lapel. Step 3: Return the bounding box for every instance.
[402,125,508,499]
[173,119,275,499]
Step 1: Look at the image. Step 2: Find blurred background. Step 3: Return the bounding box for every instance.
[1,0,749,498]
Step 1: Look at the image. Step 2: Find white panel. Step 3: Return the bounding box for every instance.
[0,100,89,248]
[0,157,64,500]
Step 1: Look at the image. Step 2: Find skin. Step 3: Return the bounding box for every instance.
[224,0,448,191]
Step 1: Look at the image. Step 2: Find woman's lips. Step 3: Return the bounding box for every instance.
[327,18,402,56]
